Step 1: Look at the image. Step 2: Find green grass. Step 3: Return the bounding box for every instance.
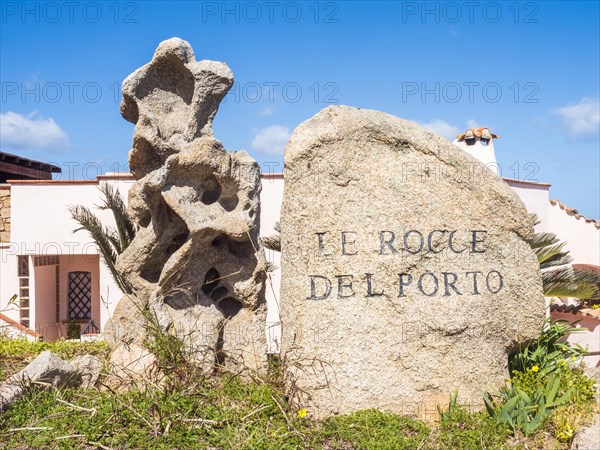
[0,336,596,450]
[1,375,593,450]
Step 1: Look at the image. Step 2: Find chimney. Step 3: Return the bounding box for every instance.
[453,128,499,175]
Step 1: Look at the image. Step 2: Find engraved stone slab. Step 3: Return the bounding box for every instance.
[280,105,545,419]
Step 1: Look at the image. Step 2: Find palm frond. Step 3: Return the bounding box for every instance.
[529,213,599,300]
[533,237,573,269]
[69,204,132,294]
[529,232,559,250]
[260,221,281,252]
[542,267,600,299]
[265,261,279,273]
[97,183,137,252]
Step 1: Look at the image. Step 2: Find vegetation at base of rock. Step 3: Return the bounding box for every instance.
[1,337,597,450]
[0,336,108,381]
[2,376,595,450]
[484,319,597,438]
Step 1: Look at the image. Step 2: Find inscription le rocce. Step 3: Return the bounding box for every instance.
[307,230,505,300]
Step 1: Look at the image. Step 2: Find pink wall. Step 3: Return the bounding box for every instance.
[34,264,57,340]
[551,312,600,368]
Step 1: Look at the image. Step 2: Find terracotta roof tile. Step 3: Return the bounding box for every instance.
[550,303,600,319]
[550,199,600,229]
[456,128,499,141]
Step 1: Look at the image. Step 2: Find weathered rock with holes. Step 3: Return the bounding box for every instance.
[104,38,267,374]
[280,106,546,419]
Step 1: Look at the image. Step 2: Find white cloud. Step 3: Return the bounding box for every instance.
[420,119,461,140]
[419,118,495,141]
[553,98,600,140]
[251,125,291,155]
[0,111,69,151]
[259,106,275,117]
[466,118,481,129]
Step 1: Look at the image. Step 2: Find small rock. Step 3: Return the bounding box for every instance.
[70,354,103,389]
[571,413,600,450]
[0,351,81,411]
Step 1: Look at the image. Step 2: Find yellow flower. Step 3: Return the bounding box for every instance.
[571,356,577,361]
[297,408,307,418]
[531,365,539,373]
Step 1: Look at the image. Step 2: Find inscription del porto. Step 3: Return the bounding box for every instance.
[307,230,505,300]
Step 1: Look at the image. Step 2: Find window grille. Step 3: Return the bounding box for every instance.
[68,271,92,320]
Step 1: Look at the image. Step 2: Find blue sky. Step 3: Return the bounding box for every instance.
[1,1,599,217]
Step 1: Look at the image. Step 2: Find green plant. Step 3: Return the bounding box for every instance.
[65,321,81,340]
[484,371,573,435]
[69,183,136,294]
[316,409,431,450]
[509,319,588,376]
[260,221,281,252]
[142,313,187,381]
[1,294,18,315]
[437,400,508,450]
[485,319,596,437]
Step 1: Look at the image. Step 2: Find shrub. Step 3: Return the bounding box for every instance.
[485,319,597,437]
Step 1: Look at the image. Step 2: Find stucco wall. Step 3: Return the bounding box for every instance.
[34,264,57,339]
[259,175,284,352]
[548,202,600,266]
[550,311,600,368]
[3,178,133,334]
[0,249,19,323]
[504,181,551,233]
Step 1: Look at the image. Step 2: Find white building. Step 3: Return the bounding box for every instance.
[1,136,598,363]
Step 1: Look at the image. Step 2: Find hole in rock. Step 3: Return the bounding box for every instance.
[202,268,220,294]
[211,234,255,259]
[217,297,243,319]
[164,231,189,260]
[140,266,161,283]
[210,286,228,301]
[201,176,222,205]
[219,194,239,212]
[227,238,255,258]
[138,215,151,228]
[211,234,227,247]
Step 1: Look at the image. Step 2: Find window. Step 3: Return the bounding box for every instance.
[67,271,92,320]
[17,255,29,327]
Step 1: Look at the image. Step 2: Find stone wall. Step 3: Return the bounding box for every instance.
[0,188,10,243]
